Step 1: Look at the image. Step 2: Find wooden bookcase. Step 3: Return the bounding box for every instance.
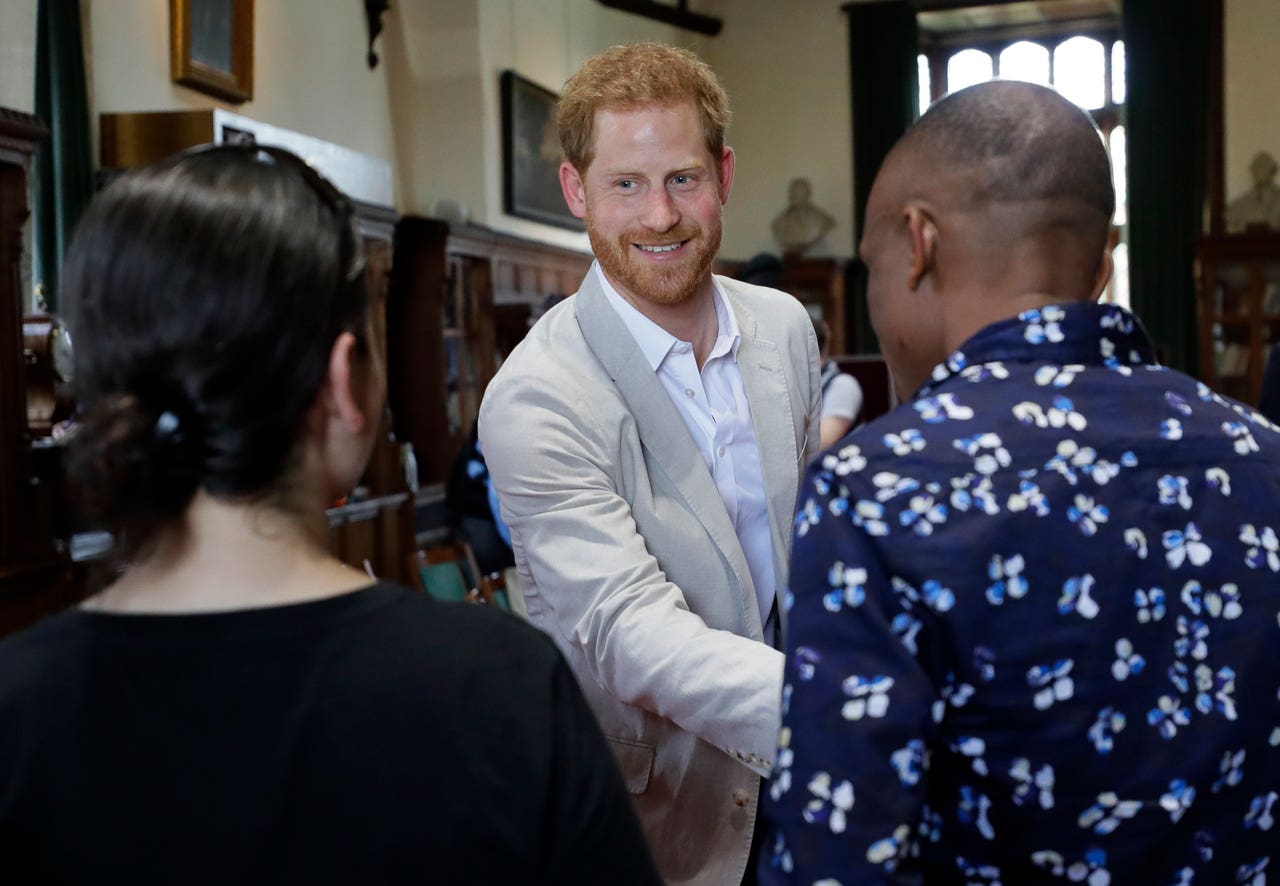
[387,219,591,488]
[1195,233,1280,405]
[0,108,82,636]
[778,257,850,356]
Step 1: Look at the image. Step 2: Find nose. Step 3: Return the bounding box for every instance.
[639,187,680,232]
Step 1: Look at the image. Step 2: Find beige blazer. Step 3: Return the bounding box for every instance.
[479,271,820,885]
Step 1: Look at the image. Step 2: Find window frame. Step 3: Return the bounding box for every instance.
[921,26,1123,129]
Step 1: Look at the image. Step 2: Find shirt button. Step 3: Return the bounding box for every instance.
[717,445,726,457]
[684,388,695,398]
[732,789,749,807]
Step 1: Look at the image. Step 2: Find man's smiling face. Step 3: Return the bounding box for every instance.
[560,100,733,310]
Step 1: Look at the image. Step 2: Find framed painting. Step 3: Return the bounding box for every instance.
[170,0,255,104]
[500,70,583,231]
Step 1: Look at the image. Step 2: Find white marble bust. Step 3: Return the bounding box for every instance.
[772,177,836,256]
[1226,151,1280,234]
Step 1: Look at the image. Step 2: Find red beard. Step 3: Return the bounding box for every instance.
[588,214,721,308]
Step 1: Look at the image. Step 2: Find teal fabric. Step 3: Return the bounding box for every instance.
[846,0,918,354]
[33,0,94,311]
[1123,0,1211,375]
[418,561,469,604]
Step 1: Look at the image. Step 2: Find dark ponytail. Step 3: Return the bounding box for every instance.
[62,145,368,562]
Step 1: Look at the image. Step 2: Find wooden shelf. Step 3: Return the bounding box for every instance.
[387,218,591,488]
[779,257,849,355]
[0,108,75,638]
[1197,233,1280,406]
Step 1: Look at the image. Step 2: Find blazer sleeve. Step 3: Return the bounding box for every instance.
[803,314,823,463]
[480,372,785,776]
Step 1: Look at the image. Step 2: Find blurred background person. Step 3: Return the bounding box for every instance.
[445,419,515,575]
[812,315,863,448]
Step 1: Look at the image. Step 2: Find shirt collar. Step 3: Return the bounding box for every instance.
[820,359,840,386]
[918,302,1160,397]
[593,261,740,373]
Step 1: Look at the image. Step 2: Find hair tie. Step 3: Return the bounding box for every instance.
[154,410,182,441]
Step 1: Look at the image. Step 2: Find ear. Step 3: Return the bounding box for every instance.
[325,331,370,435]
[1087,249,1115,303]
[905,204,939,291]
[559,161,588,219]
[717,145,736,205]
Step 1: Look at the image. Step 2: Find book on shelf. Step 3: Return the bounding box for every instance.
[1217,342,1250,378]
[1264,282,1280,316]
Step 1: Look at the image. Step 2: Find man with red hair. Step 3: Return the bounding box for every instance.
[481,42,820,885]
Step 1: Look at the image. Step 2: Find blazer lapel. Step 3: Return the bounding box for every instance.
[575,274,764,639]
[728,291,801,596]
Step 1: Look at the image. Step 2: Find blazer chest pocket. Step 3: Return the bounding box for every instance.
[605,735,655,795]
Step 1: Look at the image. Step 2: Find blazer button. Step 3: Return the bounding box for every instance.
[732,789,749,807]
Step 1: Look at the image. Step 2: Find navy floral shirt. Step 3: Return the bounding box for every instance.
[762,303,1280,886]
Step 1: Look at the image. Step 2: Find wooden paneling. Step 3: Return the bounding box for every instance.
[99,110,217,169]
[326,492,412,585]
[1195,233,1280,405]
[779,257,850,355]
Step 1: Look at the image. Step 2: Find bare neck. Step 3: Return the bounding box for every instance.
[940,237,1101,355]
[609,272,721,367]
[942,289,1085,355]
[83,490,372,615]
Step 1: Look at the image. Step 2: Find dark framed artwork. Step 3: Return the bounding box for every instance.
[500,70,583,231]
[170,0,255,103]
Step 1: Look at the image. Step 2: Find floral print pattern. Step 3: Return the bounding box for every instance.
[762,304,1280,885]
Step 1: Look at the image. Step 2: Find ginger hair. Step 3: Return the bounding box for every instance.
[556,42,731,173]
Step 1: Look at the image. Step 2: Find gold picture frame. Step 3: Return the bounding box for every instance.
[170,0,254,104]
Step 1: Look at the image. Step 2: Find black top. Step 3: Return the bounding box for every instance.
[0,583,660,884]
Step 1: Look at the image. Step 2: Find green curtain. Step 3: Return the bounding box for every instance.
[33,0,94,313]
[1123,0,1211,375]
[845,0,919,352]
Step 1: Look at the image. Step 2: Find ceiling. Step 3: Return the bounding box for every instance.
[918,0,1122,36]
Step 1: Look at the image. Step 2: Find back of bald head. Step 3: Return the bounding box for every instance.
[892,80,1115,255]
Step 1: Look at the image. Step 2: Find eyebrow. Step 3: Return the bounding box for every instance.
[598,160,708,179]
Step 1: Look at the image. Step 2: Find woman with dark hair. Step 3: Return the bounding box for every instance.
[0,145,659,885]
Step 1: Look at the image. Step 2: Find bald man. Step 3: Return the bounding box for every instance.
[762,81,1280,884]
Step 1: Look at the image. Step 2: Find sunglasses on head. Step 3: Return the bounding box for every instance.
[175,141,365,285]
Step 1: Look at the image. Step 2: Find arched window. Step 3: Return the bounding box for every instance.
[918,54,932,116]
[998,41,1050,86]
[1053,36,1106,110]
[1110,125,1127,227]
[1112,41,1126,105]
[947,49,993,94]
[1108,242,1130,309]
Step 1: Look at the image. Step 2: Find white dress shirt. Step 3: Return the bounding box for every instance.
[595,262,778,643]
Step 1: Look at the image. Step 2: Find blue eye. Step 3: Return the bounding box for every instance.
[617,179,637,190]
